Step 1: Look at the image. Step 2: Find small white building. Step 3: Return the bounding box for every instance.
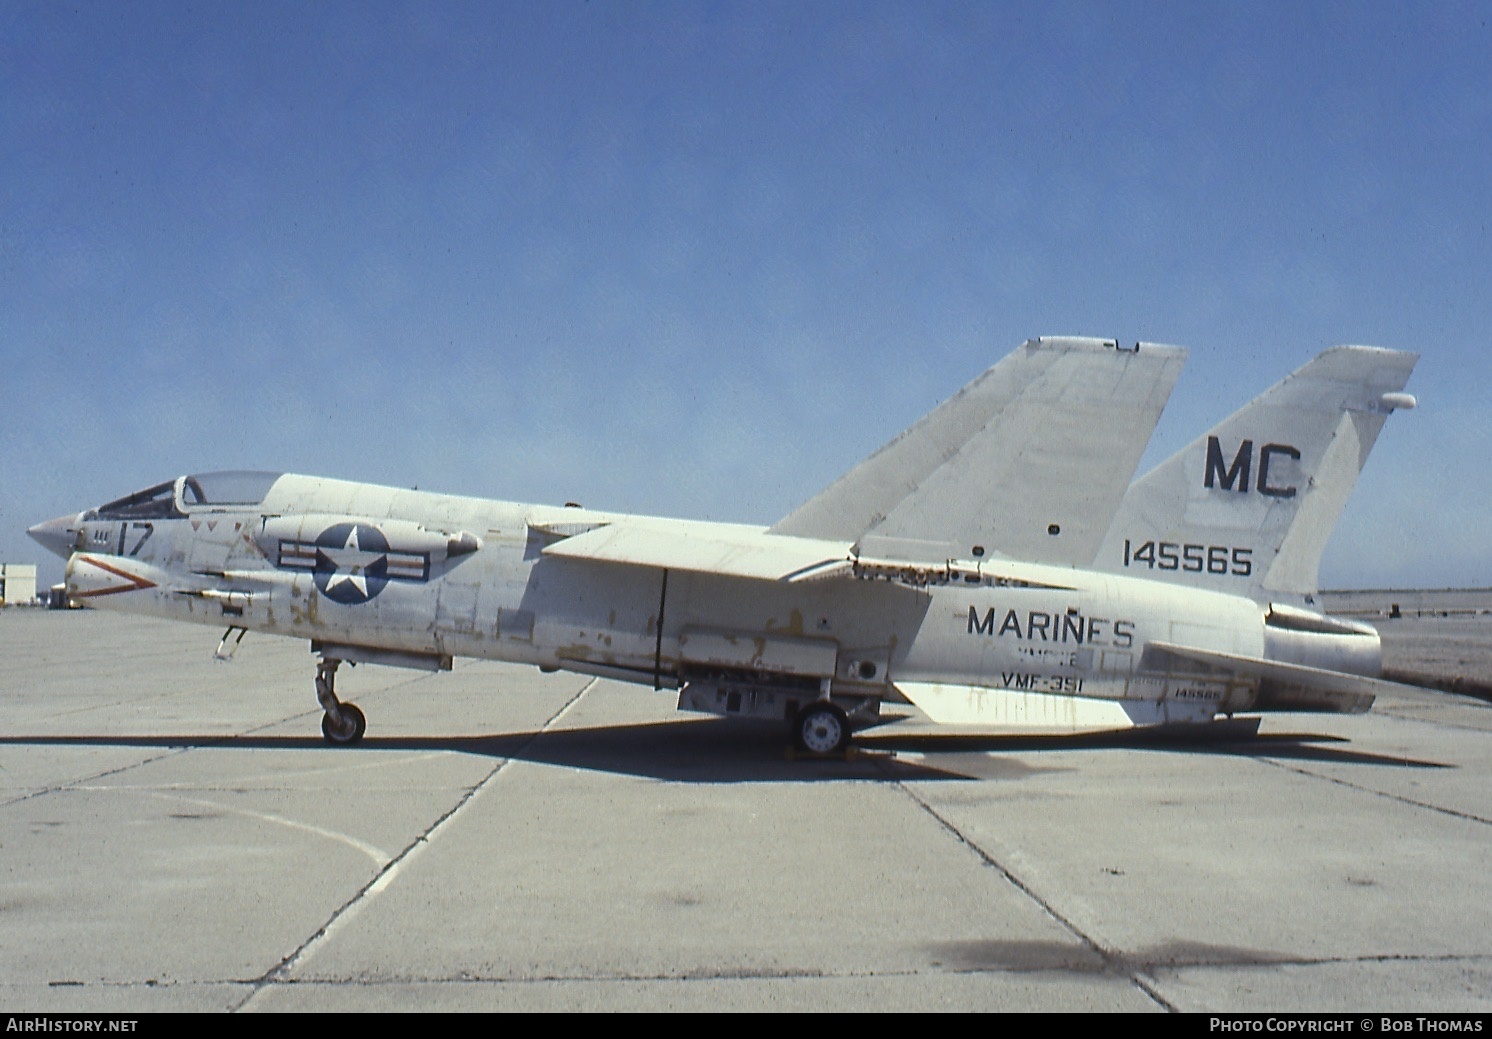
[0,564,38,605]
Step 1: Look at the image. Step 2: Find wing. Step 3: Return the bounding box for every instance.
[770,337,1187,567]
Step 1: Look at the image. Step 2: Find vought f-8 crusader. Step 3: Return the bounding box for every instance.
[30,337,1418,754]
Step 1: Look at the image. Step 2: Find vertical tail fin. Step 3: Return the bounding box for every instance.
[1093,346,1418,602]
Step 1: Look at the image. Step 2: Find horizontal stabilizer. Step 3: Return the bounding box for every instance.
[541,521,850,582]
[1145,640,1410,714]
[894,681,1217,732]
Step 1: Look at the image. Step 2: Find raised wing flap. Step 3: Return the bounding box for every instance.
[541,521,851,582]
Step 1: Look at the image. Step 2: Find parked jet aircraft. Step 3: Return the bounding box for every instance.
[29,337,1417,754]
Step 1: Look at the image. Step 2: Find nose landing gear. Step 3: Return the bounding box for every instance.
[315,657,366,745]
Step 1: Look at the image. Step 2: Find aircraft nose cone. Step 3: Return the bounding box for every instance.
[28,513,81,559]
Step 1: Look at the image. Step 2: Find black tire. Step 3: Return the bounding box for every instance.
[321,702,367,745]
[794,701,850,755]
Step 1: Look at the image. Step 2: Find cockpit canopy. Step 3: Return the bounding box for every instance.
[180,471,284,508]
[92,471,283,520]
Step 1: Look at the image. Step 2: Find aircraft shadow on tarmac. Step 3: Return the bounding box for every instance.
[926,936,1305,974]
[0,717,1451,782]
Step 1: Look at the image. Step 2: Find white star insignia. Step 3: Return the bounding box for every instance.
[322,527,383,598]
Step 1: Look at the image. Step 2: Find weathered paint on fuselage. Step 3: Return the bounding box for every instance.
[62,473,1275,719]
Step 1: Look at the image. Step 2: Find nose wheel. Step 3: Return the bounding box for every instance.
[315,658,366,745]
[321,701,366,744]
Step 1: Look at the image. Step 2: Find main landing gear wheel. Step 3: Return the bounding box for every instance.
[314,657,366,745]
[794,701,850,755]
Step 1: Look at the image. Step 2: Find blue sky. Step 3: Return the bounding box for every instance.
[3,0,1488,590]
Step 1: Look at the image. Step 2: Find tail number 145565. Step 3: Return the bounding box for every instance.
[1122,539,1252,577]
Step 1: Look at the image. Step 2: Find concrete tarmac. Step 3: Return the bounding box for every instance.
[2,609,1490,1013]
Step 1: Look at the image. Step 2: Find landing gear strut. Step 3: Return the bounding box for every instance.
[315,657,366,745]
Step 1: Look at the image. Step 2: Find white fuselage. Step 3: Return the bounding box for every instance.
[55,472,1381,730]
